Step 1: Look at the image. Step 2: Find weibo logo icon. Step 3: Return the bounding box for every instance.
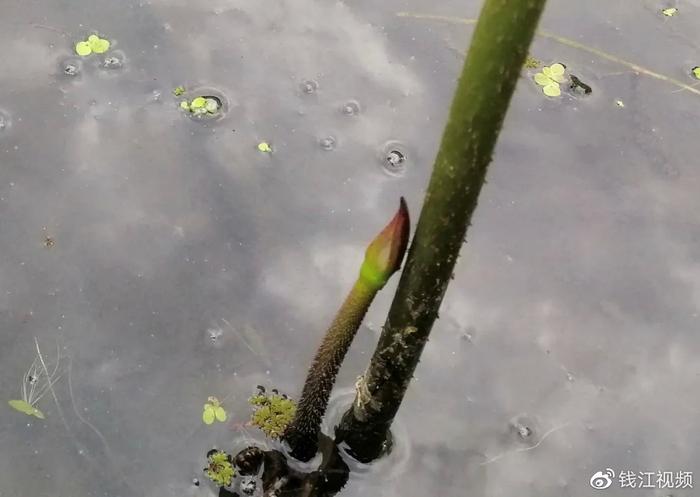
[589,468,615,490]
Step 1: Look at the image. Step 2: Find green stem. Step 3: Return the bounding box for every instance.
[335,0,548,462]
[284,199,410,461]
[284,279,377,461]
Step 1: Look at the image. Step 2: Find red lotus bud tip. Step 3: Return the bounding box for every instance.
[360,197,410,289]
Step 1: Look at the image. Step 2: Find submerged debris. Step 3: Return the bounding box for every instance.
[569,74,593,95]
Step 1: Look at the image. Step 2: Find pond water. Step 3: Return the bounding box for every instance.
[0,0,698,496]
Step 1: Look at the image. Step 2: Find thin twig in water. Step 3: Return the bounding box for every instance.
[397,12,700,97]
[480,422,572,466]
[34,337,69,428]
[30,23,68,35]
[222,318,258,356]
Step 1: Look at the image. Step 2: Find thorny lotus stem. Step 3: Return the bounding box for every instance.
[283,198,410,461]
[335,0,549,462]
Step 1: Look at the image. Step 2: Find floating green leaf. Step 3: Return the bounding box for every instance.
[543,63,566,82]
[202,396,227,425]
[75,34,110,56]
[534,72,551,86]
[8,399,45,419]
[203,406,215,424]
[257,142,272,153]
[75,41,92,56]
[88,34,110,54]
[173,86,186,97]
[692,66,700,80]
[191,97,207,109]
[542,83,561,97]
[661,7,678,16]
[534,63,566,97]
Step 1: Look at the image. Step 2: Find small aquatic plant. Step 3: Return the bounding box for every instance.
[661,7,678,16]
[75,34,111,56]
[172,85,186,97]
[534,63,566,97]
[204,449,235,487]
[8,338,64,419]
[180,95,222,117]
[249,386,296,439]
[523,55,540,69]
[692,66,700,80]
[202,396,228,425]
[257,141,272,153]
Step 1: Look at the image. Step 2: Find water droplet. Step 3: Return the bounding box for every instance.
[300,79,319,94]
[319,135,336,151]
[379,141,409,177]
[102,55,123,69]
[341,100,360,116]
[387,150,405,167]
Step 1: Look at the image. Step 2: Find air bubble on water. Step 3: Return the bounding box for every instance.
[517,424,531,439]
[341,100,360,116]
[461,327,476,343]
[387,150,405,167]
[378,140,409,177]
[64,63,79,76]
[206,327,224,348]
[319,135,337,151]
[59,57,82,78]
[300,79,319,94]
[101,54,124,70]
